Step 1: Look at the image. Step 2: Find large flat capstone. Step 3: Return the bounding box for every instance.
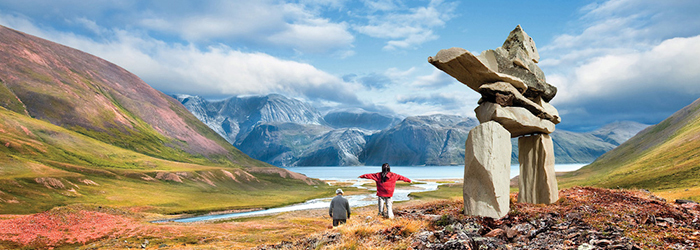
[428,47,527,94]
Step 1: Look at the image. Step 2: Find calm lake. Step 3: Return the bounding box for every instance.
[158,164,588,223]
[286,163,590,180]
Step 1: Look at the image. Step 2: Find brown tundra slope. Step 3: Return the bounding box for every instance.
[0,25,231,159]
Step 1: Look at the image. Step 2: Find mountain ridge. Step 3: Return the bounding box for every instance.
[176,93,649,167]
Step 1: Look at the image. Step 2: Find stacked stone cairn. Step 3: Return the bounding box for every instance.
[428,25,560,218]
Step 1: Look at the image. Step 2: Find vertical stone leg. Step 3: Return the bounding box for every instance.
[518,134,558,204]
[463,121,511,218]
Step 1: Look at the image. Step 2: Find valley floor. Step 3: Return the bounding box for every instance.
[1,185,699,249]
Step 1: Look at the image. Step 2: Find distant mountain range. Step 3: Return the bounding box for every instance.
[559,97,700,201]
[0,25,324,214]
[175,93,649,167]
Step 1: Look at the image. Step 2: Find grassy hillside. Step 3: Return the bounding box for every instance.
[0,25,332,214]
[0,107,330,214]
[0,25,258,164]
[559,98,700,201]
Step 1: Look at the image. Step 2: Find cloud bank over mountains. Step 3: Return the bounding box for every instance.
[0,0,698,131]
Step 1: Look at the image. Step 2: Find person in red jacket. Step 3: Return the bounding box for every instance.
[359,163,411,219]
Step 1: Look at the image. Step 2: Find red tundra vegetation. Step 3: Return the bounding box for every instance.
[1,187,700,249]
[0,205,148,248]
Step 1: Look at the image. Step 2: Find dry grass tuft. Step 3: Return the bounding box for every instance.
[319,210,428,250]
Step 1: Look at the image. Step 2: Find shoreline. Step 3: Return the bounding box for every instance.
[157,179,456,223]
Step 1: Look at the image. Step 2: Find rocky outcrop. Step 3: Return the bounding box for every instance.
[478,81,558,123]
[360,115,478,166]
[475,102,555,137]
[463,121,511,218]
[430,25,561,217]
[323,110,401,130]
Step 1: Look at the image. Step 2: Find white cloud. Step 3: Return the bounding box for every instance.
[354,0,457,50]
[542,0,700,66]
[540,0,700,130]
[384,67,416,81]
[352,65,478,118]
[545,0,700,105]
[137,1,354,54]
[393,90,476,117]
[0,13,363,105]
[362,0,401,12]
[266,17,354,53]
[411,68,455,89]
[553,35,700,105]
[0,1,355,54]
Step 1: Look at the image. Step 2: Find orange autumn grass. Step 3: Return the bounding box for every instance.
[0,201,434,249]
[326,213,427,249]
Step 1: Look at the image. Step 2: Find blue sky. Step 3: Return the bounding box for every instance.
[1,0,699,132]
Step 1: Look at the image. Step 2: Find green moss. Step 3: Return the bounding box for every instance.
[19,67,53,83]
[0,80,27,115]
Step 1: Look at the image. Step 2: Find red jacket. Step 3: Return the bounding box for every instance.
[359,172,411,197]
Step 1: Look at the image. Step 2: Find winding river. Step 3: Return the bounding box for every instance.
[155,164,586,223]
[155,180,441,223]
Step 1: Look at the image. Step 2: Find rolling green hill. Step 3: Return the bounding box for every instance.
[0,25,329,214]
[559,97,700,201]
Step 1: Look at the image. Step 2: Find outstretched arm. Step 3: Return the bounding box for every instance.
[359,173,378,182]
[397,174,411,183]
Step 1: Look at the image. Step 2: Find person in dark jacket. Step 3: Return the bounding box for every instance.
[359,163,411,219]
[329,188,350,227]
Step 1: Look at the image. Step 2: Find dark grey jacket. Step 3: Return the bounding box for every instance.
[329,195,350,220]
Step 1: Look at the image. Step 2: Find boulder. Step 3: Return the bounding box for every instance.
[428,47,527,94]
[478,82,556,122]
[491,47,556,102]
[500,25,558,101]
[502,25,539,63]
[534,96,561,124]
[475,102,555,137]
[518,134,558,204]
[463,121,512,218]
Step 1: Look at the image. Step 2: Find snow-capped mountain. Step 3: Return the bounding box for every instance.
[175,94,648,166]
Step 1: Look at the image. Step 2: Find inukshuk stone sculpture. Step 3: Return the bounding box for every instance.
[428,25,560,218]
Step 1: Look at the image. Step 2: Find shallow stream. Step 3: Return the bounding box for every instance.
[154,164,586,223]
[154,180,441,223]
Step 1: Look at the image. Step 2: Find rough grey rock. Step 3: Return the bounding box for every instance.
[499,25,557,101]
[502,25,540,63]
[475,102,555,137]
[294,128,371,166]
[478,81,555,122]
[428,47,527,94]
[535,96,561,124]
[360,115,478,166]
[463,121,511,218]
[430,25,557,102]
[518,134,558,204]
[323,110,401,130]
